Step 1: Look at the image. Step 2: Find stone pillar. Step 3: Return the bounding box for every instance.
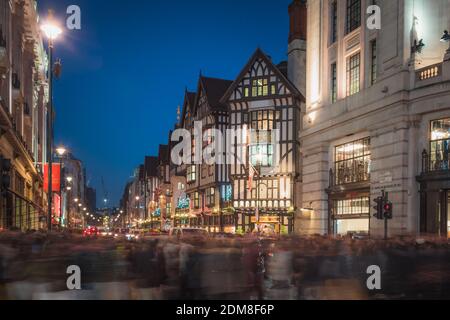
[296,143,329,235]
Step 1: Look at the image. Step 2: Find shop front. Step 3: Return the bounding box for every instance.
[236,209,294,235]
[328,137,371,236]
[418,118,450,238]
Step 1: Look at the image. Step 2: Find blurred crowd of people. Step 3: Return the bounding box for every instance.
[0,231,449,300]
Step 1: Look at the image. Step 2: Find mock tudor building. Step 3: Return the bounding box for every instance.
[297,0,450,238]
[222,48,304,234]
[182,76,233,233]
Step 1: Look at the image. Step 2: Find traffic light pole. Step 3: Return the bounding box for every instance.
[383,190,388,240]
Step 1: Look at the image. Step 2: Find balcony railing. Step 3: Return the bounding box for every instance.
[422,148,450,173]
[416,63,442,81]
[329,165,370,188]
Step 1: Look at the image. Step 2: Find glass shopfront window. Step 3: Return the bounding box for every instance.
[430,118,450,171]
[335,138,371,185]
[333,196,370,236]
[333,197,370,217]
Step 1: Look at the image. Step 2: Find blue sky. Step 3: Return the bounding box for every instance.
[38,0,292,207]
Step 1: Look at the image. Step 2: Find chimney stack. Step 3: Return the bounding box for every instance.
[287,0,307,97]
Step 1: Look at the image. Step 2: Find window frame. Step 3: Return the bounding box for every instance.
[331,62,337,103]
[334,137,371,186]
[346,52,361,96]
[346,0,361,34]
[370,39,377,85]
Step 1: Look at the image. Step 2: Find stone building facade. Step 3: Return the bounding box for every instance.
[296,0,450,238]
[0,0,49,231]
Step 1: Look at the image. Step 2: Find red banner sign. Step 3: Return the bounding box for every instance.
[53,193,61,217]
[44,163,61,192]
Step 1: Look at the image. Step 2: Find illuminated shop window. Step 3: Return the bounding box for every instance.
[335,137,371,185]
[430,118,450,171]
[333,197,370,216]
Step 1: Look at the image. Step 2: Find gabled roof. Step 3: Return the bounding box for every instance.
[220,48,304,103]
[193,76,233,115]
[180,89,196,128]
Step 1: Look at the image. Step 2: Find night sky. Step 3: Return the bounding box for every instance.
[38,0,292,208]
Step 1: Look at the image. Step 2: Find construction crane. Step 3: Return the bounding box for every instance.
[101,176,108,208]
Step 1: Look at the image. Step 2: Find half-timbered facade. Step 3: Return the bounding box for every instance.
[184,76,233,233]
[222,49,304,235]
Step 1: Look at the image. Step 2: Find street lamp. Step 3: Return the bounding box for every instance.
[41,10,62,231]
[55,146,67,228]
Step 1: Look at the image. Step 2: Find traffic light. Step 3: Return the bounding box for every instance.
[373,196,383,220]
[383,201,393,220]
[0,156,11,193]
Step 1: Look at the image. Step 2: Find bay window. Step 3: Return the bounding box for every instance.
[250,110,274,167]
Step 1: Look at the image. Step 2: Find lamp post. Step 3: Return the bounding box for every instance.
[41,10,62,231]
[56,146,66,228]
[135,196,140,229]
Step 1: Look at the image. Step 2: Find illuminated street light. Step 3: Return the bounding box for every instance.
[41,10,62,231]
[41,12,63,41]
[66,176,73,183]
[56,146,67,157]
[74,198,79,203]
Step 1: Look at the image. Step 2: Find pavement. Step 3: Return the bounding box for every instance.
[0,231,449,300]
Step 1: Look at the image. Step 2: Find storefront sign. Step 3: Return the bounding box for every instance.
[251,216,280,224]
[43,163,61,192]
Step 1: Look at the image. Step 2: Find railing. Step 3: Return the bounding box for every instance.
[329,165,370,187]
[422,147,450,173]
[416,63,442,81]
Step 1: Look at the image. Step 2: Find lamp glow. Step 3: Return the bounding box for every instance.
[41,10,62,41]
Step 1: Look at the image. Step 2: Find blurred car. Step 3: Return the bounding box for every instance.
[169,227,209,240]
[113,228,128,240]
[83,226,99,237]
[125,230,143,241]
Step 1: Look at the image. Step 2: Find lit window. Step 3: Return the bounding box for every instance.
[206,188,215,207]
[244,87,249,97]
[430,118,450,171]
[334,138,371,185]
[187,165,196,182]
[346,52,360,96]
[252,78,269,97]
[221,185,232,202]
[249,111,274,167]
[193,192,200,209]
[346,0,361,34]
[333,197,370,216]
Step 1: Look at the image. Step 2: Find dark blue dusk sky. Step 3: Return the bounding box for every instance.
[38,0,292,207]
